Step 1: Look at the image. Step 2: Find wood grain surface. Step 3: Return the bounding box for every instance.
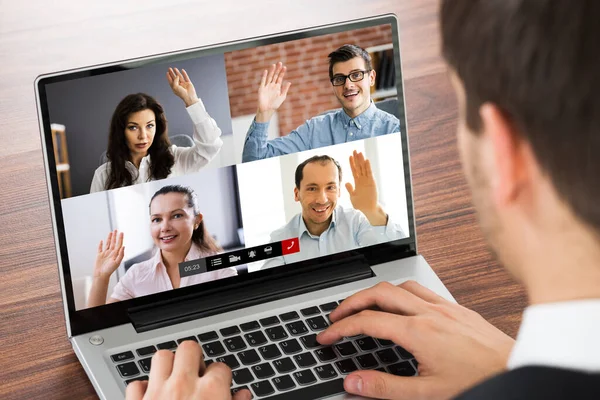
[0,0,527,398]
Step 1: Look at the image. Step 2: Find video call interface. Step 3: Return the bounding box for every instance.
[43,22,410,311]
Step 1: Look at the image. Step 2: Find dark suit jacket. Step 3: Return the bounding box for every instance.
[454,366,600,399]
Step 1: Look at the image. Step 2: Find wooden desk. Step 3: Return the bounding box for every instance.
[0,0,527,398]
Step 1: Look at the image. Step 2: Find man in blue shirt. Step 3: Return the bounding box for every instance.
[262,150,406,269]
[241,44,401,162]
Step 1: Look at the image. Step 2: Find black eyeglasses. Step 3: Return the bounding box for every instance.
[330,69,372,86]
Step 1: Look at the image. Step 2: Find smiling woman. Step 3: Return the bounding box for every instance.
[85,184,237,308]
[89,68,224,193]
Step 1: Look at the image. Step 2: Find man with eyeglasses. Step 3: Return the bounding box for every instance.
[241,44,400,162]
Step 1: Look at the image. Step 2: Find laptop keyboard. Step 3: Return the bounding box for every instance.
[110,299,418,398]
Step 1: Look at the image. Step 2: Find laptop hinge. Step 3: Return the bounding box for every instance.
[128,255,373,333]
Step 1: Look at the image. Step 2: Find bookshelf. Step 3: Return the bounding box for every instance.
[366,43,397,100]
[50,123,72,198]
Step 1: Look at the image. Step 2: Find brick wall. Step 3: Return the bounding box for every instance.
[225,25,393,136]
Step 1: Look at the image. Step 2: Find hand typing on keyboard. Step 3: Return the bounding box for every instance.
[126,341,251,400]
[316,280,515,400]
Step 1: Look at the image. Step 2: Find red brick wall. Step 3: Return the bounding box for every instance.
[225,25,393,136]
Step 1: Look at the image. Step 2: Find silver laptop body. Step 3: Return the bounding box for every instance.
[35,14,455,399]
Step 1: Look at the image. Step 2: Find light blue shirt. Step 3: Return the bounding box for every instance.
[262,206,406,269]
[242,102,400,162]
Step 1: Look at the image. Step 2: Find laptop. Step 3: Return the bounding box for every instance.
[34,14,455,399]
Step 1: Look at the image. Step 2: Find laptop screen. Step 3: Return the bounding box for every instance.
[36,15,415,326]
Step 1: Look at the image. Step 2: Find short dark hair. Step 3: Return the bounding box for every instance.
[149,185,222,254]
[295,155,342,189]
[441,0,600,235]
[328,44,372,80]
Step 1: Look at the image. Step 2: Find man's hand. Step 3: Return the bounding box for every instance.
[167,67,199,108]
[317,281,515,400]
[126,341,251,400]
[345,150,387,226]
[255,61,292,123]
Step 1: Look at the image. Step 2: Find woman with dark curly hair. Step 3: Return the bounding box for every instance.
[90,68,223,192]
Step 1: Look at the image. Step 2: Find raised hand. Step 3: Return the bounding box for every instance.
[93,230,125,280]
[345,150,387,225]
[255,62,292,123]
[167,67,199,107]
[317,281,514,400]
[126,341,251,400]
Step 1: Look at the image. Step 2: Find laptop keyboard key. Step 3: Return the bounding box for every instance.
[244,331,268,347]
[240,321,260,332]
[231,386,249,396]
[286,321,308,336]
[293,352,317,368]
[300,334,320,349]
[279,338,302,355]
[356,353,378,369]
[117,362,140,378]
[251,380,275,397]
[388,361,416,376]
[252,362,275,379]
[315,346,337,362]
[279,311,299,321]
[293,369,317,386]
[315,364,338,380]
[177,336,198,344]
[111,351,134,363]
[198,331,218,342]
[300,306,321,316]
[125,375,148,385]
[266,326,288,341]
[157,341,177,350]
[224,336,247,352]
[136,346,156,357]
[232,368,254,385]
[202,341,226,357]
[335,342,357,357]
[272,374,296,391]
[258,344,281,360]
[395,345,414,359]
[335,358,358,374]
[216,354,240,370]
[259,316,280,327]
[356,337,378,351]
[273,357,296,374]
[319,302,338,312]
[138,358,152,373]
[238,349,261,365]
[220,326,241,337]
[376,338,394,347]
[376,348,399,364]
[306,316,328,331]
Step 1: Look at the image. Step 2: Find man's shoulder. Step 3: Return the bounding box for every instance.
[270,214,302,241]
[454,366,600,400]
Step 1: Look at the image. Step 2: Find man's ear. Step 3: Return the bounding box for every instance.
[294,187,299,202]
[369,69,376,87]
[480,103,528,207]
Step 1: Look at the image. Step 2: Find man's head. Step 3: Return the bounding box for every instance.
[441,0,600,286]
[328,44,376,119]
[294,155,342,234]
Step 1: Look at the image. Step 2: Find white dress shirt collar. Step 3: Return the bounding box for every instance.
[508,299,600,372]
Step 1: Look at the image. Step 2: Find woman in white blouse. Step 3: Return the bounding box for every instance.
[90,68,222,192]
[86,184,237,308]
